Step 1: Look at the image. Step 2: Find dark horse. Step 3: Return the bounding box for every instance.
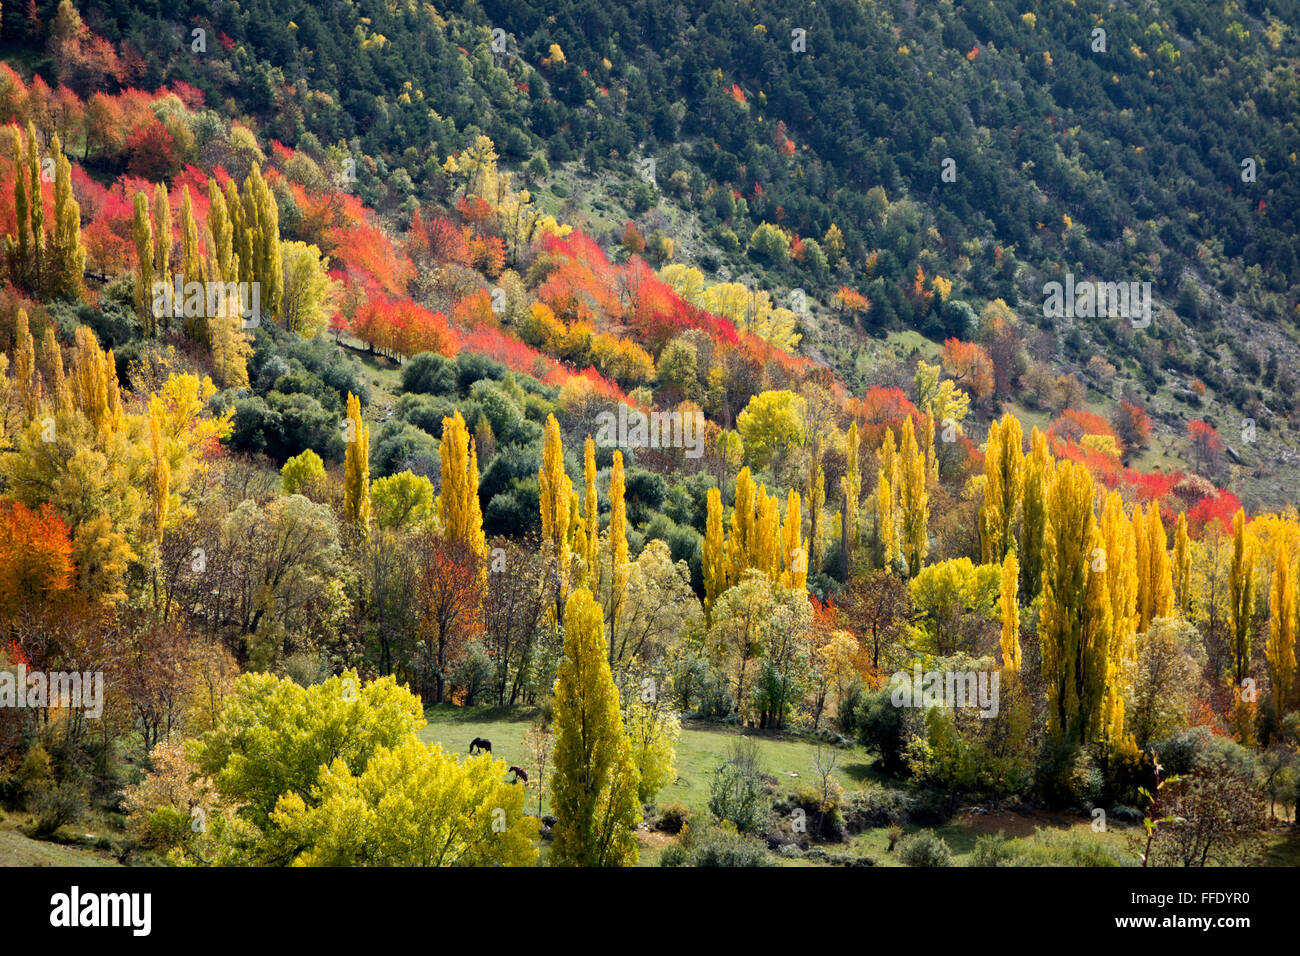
[508,766,528,784]
[468,737,492,755]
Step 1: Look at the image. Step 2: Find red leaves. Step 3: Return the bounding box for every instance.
[352,295,455,361]
[0,501,75,625]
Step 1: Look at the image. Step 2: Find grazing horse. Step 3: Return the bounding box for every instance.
[508,766,528,784]
[468,737,492,755]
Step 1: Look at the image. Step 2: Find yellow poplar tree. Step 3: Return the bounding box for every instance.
[1000,550,1021,671]
[132,192,155,334]
[898,416,928,576]
[550,588,641,867]
[343,392,371,532]
[1229,508,1255,684]
[607,450,629,653]
[47,133,84,300]
[703,486,726,622]
[981,413,1023,563]
[781,489,806,592]
[1173,511,1192,616]
[1019,426,1051,600]
[438,410,486,558]
[841,422,861,562]
[728,467,758,584]
[579,435,600,589]
[1039,460,1111,742]
[1099,492,1138,745]
[1266,547,1295,716]
[538,413,573,605]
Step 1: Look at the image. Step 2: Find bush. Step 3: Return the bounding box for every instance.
[708,740,769,834]
[844,784,916,830]
[897,830,953,867]
[30,782,85,837]
[401,352,459,396]
[660,824,771,867]
[654,802,692,835]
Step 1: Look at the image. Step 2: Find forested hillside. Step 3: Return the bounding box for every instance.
[0,0,1298,872]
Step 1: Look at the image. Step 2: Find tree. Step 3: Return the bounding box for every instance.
[438,410,485,557]
[1000,551,1020,671]
[279,240,339,337]
[736,390,805,470]
[1266,547,1296,716]
[342,392,370,533]
[1039,460,1111,743]
[841,421,862,572]
[1129,619,1206,748]
[1099,491,1138,745]
[840,569,910,670]
[538,413,572,613]
[190,671,425,864]
[898,415,928,576]
[271,736,538,866]
[624,691,680,803]
[607,450,629,655]
[1228,509,1256,684]
[412,533,482,704]
[1019,426,1051,601]
[1135,503,1174,633]
[132,192,154,333]
[703,486,726,623]
[1173,511,1192,616]
[372,471,435,530]
[550,588,641,867]
[280,449,326,496]
[46,132,83,300]
[981,413,1023,563]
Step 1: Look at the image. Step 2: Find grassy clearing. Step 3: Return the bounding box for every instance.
[420,705,878,821]
[0,816,121,868]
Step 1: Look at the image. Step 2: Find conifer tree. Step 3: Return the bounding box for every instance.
[343,392,371,533]
[1266,547,1296,716]
[550,587,641,867]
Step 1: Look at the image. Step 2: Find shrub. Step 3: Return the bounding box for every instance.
[897,829,953,867]
[708,740,769,834]
[655,802,692,835]
[401,352,459,396]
